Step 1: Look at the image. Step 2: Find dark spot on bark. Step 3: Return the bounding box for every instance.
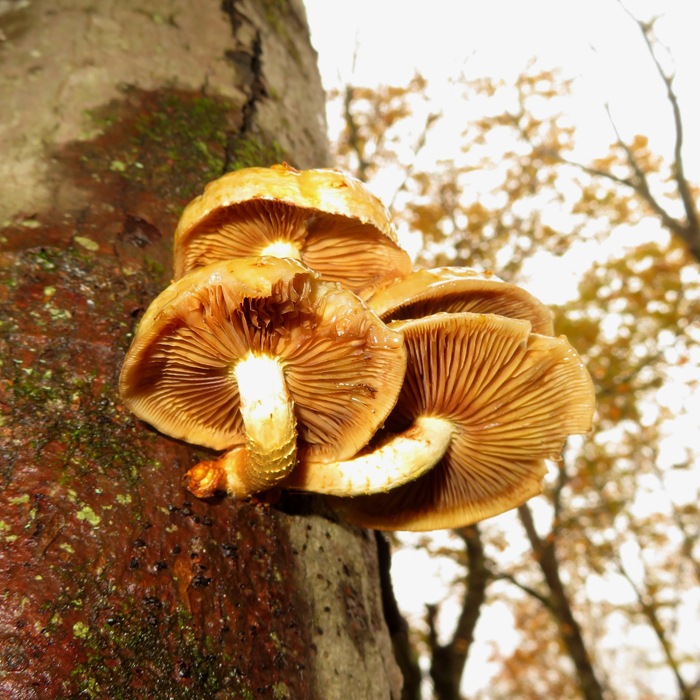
[222,543,237,558]
[177,661,191,678]
[119,214,162,248]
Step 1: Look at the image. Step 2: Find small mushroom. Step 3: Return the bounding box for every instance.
[172,163,412,295]
[287,311,594,530]
[119,256,406,497]
[366,266,554,334]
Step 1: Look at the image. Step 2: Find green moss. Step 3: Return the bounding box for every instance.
[8,494,30,505]
[78,89,239,205]
[261,0,286,33]
[227,134,285,172]
[73,621,91,639]
[35,248,58,271]
[132,93,229,177]
[272,681,291,699]
[63,88,290,221]
[75,505,101,527]
[4,336,153,489]
[73,236,99,252]
[70,607,254,699]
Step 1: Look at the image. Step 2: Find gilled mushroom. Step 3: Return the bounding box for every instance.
[119,256,407,497]
[172,163,412,295]
[287,311,594,530]
[366,266,554,334]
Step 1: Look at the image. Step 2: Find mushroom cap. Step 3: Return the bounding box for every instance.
[119,256,407,461]
[331,311,595,531]
[172,163,412,294]
[366,266,554,334]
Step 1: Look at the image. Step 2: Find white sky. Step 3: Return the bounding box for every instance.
[305,1,700,301]
[304,3,700,697]
[306,0,700,160]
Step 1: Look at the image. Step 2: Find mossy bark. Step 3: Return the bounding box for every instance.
[0,2,401,697]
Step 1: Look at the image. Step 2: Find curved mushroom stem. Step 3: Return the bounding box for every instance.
[183,447,250,498]
[233,353,298,492]
[285,415,454,497]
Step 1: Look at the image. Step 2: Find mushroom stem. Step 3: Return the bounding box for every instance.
[259,240,303,259]
[234,353,297,491]
[286,415,455,496]
[183,447,249,498]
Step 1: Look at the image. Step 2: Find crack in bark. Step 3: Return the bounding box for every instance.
[220,0,268,171]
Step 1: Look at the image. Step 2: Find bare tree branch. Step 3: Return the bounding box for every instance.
[376,533,422,700]
[518,504,607,700]
[551,454,571,533]
[619,3,700,258]
[491,570,555,613]
[388,109,442,211]
[554,3,700,262]
[342,85,371,181]
[427,524,491,700]
[615,554,693,700]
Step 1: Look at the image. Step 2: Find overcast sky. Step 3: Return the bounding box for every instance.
[304,0,700,175]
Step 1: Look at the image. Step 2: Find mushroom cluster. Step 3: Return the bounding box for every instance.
[120,163,595,531]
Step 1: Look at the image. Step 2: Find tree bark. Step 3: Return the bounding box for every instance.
[0,2,402,697]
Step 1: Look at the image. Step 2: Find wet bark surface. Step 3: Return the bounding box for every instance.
[0,1,401,697]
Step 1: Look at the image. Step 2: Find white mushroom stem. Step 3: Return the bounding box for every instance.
[233,353,297,492]
[286,415,455,497]
[259,240,302,259]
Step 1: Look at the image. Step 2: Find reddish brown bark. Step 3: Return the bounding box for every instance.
[0,2,401,697]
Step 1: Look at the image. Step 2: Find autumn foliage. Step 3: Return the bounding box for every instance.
[329,12,700,700]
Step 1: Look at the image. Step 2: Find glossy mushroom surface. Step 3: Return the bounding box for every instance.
[366,266,554,334]
[172,163,412,295]
[325,311,595,530]
[119,256,406,495]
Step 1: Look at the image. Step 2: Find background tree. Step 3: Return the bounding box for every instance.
[0,2,402,697]
[330,6,699,699]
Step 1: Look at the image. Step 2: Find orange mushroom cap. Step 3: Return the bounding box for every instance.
[172,163,412,295]
[366,266,554,334]
[119,257,407,469]
[330,311,595,531]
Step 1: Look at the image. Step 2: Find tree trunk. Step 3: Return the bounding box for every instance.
[0,2,402,697]
[428,525,489,700]
[518,505,606,700]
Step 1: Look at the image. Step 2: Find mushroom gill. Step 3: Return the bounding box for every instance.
[322,312,594,530]
[173,164,412,294]
[120,256,407,497]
